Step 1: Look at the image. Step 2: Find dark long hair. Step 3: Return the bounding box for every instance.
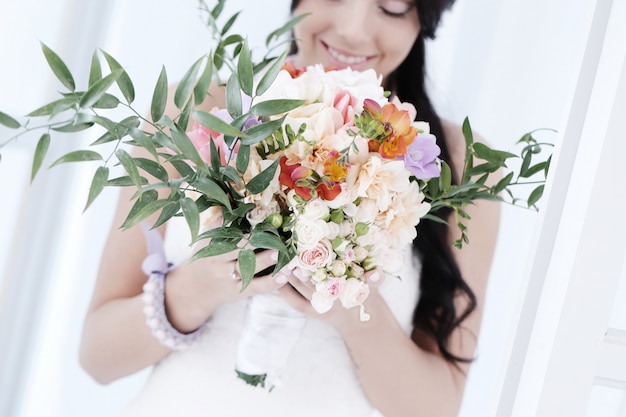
[290,0,476,365]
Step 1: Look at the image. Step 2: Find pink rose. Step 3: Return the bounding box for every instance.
[311,277,346,314]
[333,89,357,126]
[187,108,239,166]
[298,239,336,271]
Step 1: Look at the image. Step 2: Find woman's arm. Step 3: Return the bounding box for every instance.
[280,121,501,417]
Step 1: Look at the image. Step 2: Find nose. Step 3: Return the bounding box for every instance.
[334,4,374,45]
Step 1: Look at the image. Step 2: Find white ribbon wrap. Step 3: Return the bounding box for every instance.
[235,290,307,390]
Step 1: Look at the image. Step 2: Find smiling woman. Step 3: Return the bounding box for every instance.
[0,0,598,416]
[291,0,421,78]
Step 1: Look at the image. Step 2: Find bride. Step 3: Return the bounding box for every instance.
[79,1,500,416]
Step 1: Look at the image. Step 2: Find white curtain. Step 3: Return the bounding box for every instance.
[0,1,590,416]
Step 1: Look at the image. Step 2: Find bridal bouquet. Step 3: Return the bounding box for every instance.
[0,0,552,390]
[192,63,443,320]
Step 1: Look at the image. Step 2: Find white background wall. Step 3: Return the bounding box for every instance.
[0,1,592,416]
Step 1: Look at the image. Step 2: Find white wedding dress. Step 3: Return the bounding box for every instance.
[119,218,421,417]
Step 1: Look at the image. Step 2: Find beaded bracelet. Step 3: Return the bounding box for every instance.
[141,224,209,351]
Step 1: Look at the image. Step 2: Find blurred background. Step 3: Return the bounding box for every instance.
[0,0,617,416]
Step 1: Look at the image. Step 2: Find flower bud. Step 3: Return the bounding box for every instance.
[329,209,344,224]
[330,260,347,277]
[348,263,365,278]
[353,246,368,262]
[267,213,283,228]
[355,222,369,236]
[362,256,377,271]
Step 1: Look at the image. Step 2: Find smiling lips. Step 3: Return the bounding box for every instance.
[323,42,373,66]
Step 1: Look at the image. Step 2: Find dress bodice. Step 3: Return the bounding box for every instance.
[119,218,420,417]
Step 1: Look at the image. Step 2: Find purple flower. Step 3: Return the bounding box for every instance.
[402,133,441,179]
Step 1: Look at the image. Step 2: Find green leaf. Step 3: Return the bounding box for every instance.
[476,143,517,163]
[107,176,148,187]
[236,143,250,174]
[240,116,286,146]
[88,50,102,87]
[93,93,120,109]
[440,160,452,191]
[527,185,545,207]
[493,171,514,194]
[26,98,76,117]
[31,133,50,181]
[49,150,102,168]
[80,69,122,108]
[153,131,177,152]
[265,13,309,46]
[238,249,256,290]
[237,40,253,97]
[115,148,142,190]
[153,201,181,228]
[221,11,241,35]
[250,99,305,117]
[85,166,109,211]
[197,227,243,241]
[193,109,247,138]
[246,158,279,194]
[151,66,168,122]
[192,241,239,260]
[255,48,288,96]
[180,197,200,243]
[52,121,95,132]
[175,57,202,109]
[249,230,287,252]
[521,161,547,179]
[194,177,232,210]
[128,128,158,161]
[122,198,170,229]
[134,157,169,182]
[0,111,21,129]
[171,128,205,168]
[178,96,193,132]
[41,42,75,91]
[101,50,135,104]
[194,55,213,106]
[211,0,226,19]
[169,158,195,179]
[226,73,242,118]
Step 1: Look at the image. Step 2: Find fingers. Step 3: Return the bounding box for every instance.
[364,268,385,288]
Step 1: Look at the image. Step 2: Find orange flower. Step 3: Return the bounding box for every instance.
[281,61,306,79]
[362,99,417,159]
[323,150,349,182]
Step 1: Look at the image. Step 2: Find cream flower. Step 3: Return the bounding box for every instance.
[294,217,330,250]
[339,278,370,309]
[375,181,430,248]
[297,239,336,271]
[302,198,330,221]
[354,156,411,212]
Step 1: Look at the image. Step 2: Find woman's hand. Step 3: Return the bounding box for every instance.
[164,248,287,333]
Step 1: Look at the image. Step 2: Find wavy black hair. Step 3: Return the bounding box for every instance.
[290,0,476,365]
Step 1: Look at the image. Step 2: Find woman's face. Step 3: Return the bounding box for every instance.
[292,0,420,80]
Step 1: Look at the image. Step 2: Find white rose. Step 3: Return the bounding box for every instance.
[294,217,330,250]
[339,278,370,309]
[246,202,279,228]
[374,247,406,275]
[302,198,330,221]
[325,221,341,240]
